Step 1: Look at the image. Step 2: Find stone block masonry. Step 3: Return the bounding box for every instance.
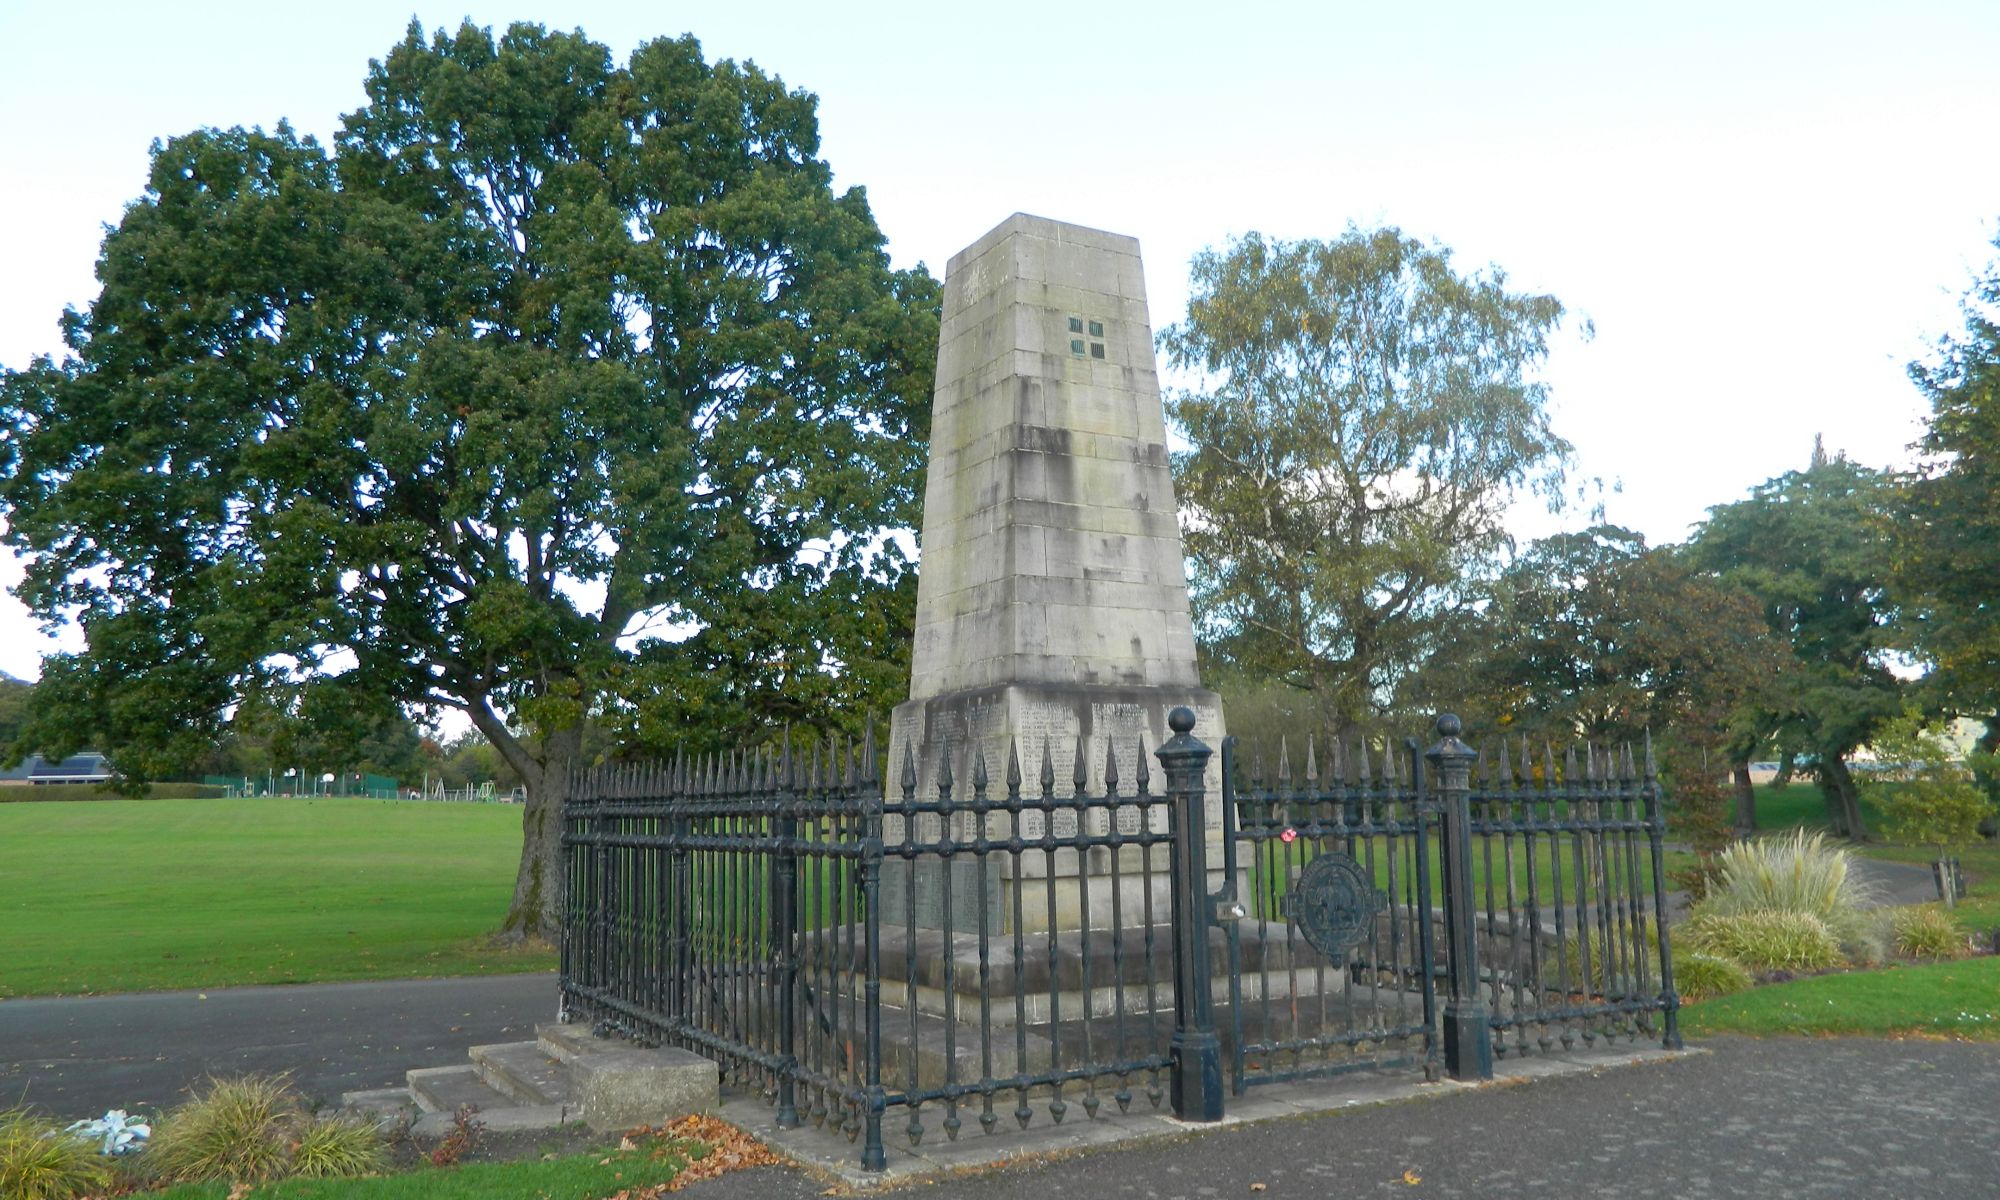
[889,214,1227,933]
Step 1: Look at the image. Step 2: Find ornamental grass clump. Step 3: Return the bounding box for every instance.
[1892,904,1972,961]
[1703,830,1872,921]
[142,1075,385,1186]
[1674,951,1755,1001]
[1682,910,1845,974]
[0,1108,115,1200]
[288,1114,388,1179]
[1696,830,1883,962]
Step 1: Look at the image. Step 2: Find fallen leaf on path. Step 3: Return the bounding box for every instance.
[1402,1168,1422,1185]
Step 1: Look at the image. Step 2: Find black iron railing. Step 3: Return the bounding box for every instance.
[561,713,1681,1169]
[1463,736,1681,1059]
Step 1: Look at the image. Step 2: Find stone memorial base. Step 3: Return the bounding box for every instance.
[866,922,1348,1028]
[886,682,1227,935]
[812,923,1354,1093]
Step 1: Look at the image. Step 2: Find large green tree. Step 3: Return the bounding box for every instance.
[0,21,939,938]
[1439,525,1791,846]
[1688,455,1904,838]
[1457,526,1788,747]
[1902,238,2000,812]
[0,676,31,754]
[1161,228,1576,727]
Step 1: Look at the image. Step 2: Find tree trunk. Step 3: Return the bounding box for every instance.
[468,703,583,945]
[1732,762,1757,836]
[1776,750,1796,788]
[1815,765,1848,837]
[1824,756,1868,841]
[500,761,570,942]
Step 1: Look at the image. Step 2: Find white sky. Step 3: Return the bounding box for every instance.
[3,0,1998,682]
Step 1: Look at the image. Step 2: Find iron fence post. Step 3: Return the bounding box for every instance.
[1641,737,1684,1050]
[589,770,610,1006]
[1427,714,1493,1081]
[774,751,801,1128]
[558,767,579,1022]
[1408,738,1442,1081]
[860,751,888,1171]
[1156,706,1224,1122]
[670,775,691,1034]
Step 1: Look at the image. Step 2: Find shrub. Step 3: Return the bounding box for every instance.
[1892,905,1971,961]
[1682,910,1844,974]
[143,1075,384,1185]
[0,782,226,803]
[0,1109,115,1200]
[1675,952,1755,1001]
[1865,709,1996,897]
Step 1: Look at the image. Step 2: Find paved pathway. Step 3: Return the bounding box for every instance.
[1848,855,1944,907]
[690,1037,2000,1199]
[7,975,1997,1197]
[0,973,557,1115]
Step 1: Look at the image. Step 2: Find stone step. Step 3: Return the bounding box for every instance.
[470,1040,572,1106]
[537,1021,600,1065]
[339,1085,415,1115]
[571,1043,719,1132]
[411,1103,572,1139]
[534,1023,721,1131]
[338,1086,418,1131]
[406,1064,513,1115]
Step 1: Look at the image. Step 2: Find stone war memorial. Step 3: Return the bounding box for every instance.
[886,213,1225,939]
[556,214,1685,1173]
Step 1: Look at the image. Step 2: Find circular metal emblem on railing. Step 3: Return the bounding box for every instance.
[1280,850,1387,961]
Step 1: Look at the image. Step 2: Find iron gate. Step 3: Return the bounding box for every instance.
[1215,735,1442,1091]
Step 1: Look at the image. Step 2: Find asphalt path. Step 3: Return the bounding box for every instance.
[6,974,1998,1197]
[691,1037,2000,1199]
[0,972,557,1116]
[1848,855,1947,907]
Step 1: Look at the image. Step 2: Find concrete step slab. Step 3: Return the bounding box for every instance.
[339,1085,415,1114]
[411,1103,574,1138]
[532,1022,721,1133]
[537,1021,600,1064]
[338,1086,418,1132]
[572,1045,720,1133]
[406,1064,512,1115]
[470,1040,571,1106]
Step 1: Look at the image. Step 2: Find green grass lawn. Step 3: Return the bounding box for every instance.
[0,798,552,997]
[136,1136,695,1200]
[1667,780,2000,1040]
[1242,828,1680,921]
[1682,955,2000,1040]
[1745,781,1888,833]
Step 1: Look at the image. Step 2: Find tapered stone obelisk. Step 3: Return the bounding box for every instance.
[887,214,1225,934]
